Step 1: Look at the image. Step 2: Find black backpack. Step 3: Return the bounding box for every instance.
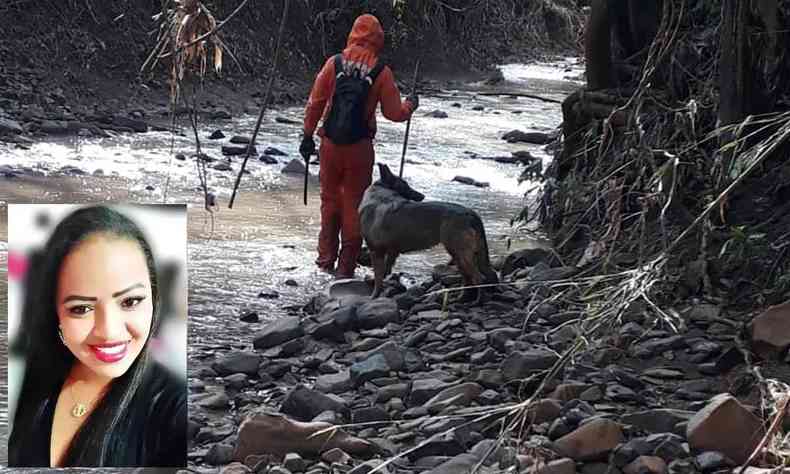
[323,54,385,145]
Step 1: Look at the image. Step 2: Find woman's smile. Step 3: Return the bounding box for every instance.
[88,341,130,363]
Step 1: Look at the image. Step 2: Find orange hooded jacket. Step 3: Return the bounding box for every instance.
[303,14,415,139]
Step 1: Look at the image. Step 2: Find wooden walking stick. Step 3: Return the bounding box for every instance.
[398,59,420,178]
[228,0,290,209]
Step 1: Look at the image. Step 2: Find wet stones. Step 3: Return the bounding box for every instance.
[280,385,348,422]
[355,298,400,330]
[502,129,553,144]
[222,144,255,156]
[686,394,765,464]
[620,409,694,435]
[209,130,225,139]
[282,158,306,174]
[253,316,303,350]
[501,349,560,382]
[0,118,23,134]
[212,351,262,376]
[553,418,624,461]
[425,110,448,118]
[452,176,489,188]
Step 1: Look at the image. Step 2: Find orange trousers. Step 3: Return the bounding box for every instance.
[316,137,374,277]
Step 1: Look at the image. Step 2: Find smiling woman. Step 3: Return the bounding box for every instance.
[7,205,187,468]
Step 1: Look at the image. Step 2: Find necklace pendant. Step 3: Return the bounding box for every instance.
[71,403,88,418]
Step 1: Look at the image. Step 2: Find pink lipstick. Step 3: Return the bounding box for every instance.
[89,341,129,363]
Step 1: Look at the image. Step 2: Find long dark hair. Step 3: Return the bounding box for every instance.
[9,205,160,466]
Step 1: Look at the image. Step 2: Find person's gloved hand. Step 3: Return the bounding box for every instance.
[300,133,315,157]
[407,93,419,112]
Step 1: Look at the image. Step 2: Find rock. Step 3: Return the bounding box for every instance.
[632,335,687,358]
[620,409,694,435]
[39,120,70,134]
[258,288,280,299]
[284,453,306,473]
[606,384,640,402]
[426,110,449,118]
[230,135,252,144]
[224,373,249,390]
[315,370,353,394]
[0,118,23,134]
[501,349,559,382]
[553,418,624,461]
[526,399,563,424]
[425,453,480,474]
[488,327,522,351]
[209,130,225,139]
[112,116,148,133]
[502,130,553,144]
[234,412,374,460]
[695,451,734,472]
[424,382,483,413]
[352,406,389,424]
[280,385,348,422]
[485,68,505,85]
[533,458,576,474]
[551,383,593,402]
[198,392,230,410]
[322,448,351,465]
[452,176,489,188]
[214,162,233,171]
[282,159,306,174]
[549,418,573,440]
[211,108,232,120]
[357,341,405,371]
[472,105,485,111]
[253,317,303,350]
[410,378,459,405]
[749,300,790,359]
[259,155,279,164]
[406,434,466,460]
[264,146,288,156]
[222,144,255,156]
[686,394,765,464]
[623,456,667,474]
[502,248,558,276]
[350,353,392,385]
[355,298,400,330]
[206,443,236,465]
[275,116,299,125]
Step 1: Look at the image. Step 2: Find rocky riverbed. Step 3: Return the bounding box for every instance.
[187,252,790,474]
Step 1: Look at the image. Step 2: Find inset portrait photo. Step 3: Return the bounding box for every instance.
[7,204,187,468]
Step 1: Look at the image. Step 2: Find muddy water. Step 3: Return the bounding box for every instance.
[0,61,581,457]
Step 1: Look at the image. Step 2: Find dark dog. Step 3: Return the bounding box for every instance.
[359,163,498,303]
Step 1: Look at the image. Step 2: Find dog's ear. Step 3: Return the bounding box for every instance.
[378,163,393,182]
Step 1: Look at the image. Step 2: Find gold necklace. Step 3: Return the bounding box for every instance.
[67,382,101,418]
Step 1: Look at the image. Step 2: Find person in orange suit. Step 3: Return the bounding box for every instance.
[301,14,419,279]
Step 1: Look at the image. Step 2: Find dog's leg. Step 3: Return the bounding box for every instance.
[455,249,485,306]
[371,249,387,298]
[384,251,399,276]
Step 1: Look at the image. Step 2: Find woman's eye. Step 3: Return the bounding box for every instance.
[121,296,145,309]
[68,305,92,316]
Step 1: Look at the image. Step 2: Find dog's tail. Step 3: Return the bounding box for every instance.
[472,213,499,285]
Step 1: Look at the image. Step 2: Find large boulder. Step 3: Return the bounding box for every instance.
[212,351,262,376]
[253,317,303,350]
[749,300,790,359]
[234,412,375,460]
[686,394,765,464]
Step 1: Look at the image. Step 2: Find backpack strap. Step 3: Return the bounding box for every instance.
[367,60,386,83]
[333,54,344,77]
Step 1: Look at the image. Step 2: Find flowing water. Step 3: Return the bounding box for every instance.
[0,60,582,469]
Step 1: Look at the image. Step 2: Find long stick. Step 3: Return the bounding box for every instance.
[399,59,421,178]
[228,0,290,209]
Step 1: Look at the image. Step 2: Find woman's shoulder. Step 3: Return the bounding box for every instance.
[141,361,186,413]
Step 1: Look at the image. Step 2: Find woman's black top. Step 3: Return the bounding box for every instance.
[9,362,186,467]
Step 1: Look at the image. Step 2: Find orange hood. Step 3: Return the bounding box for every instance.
[342,14,384,70]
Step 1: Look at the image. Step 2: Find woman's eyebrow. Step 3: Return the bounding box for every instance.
[62,295,97,304]
[112,283,145,298]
